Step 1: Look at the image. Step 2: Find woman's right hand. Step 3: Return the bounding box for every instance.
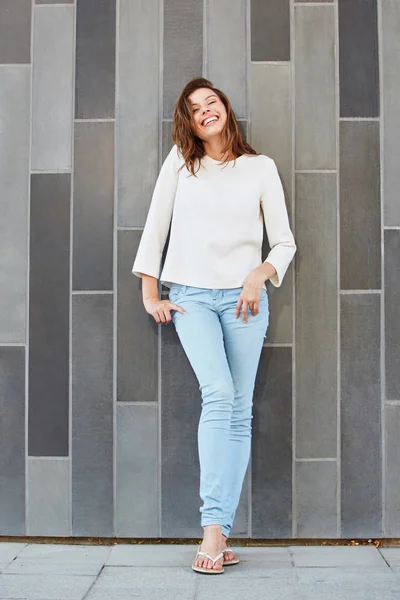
[143,296,186,324]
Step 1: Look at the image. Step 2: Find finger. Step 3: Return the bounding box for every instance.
[169,302,186,315]
[235,297,243,319]
[153,312,161,324]
[241,301,249,324]
[162,306,172,324]
[250,301,259,316]
[157,309,167,324]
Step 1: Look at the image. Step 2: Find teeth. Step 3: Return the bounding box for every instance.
[204,117,218,126]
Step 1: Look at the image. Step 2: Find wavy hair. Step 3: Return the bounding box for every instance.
[172,77,259,176]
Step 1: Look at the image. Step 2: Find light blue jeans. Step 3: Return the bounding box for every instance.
[169,284,269,538]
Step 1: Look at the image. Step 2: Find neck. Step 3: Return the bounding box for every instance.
[203,137,233,162]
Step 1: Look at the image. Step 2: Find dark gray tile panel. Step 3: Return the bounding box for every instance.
[385,230,400,400]
[251,0,290,62]
[117,230,158,402]
[340,121,381,290]
[338,0,379,117]
[75,0,116,119]
[116,404,159,536]
[252,347,292,538]
[72,294,113,536]
[29,174,70,457]
[295,461,337,538]
[0,347,25,535]
[36,1,74,3]
[341,294,381,537]
[163,0,203,118]
[386,404,400,536]
[295,173,337,458]
[73,122,114,291]
[0,0,31,64]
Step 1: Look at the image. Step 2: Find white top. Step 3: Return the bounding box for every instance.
[132,145,296,289]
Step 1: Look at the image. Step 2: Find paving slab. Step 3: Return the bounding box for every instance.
[380,547,400,568]
[0,573,96,600]
[0,543,26,564]
[2,559,103,576]
[196,576,301,600]
[297,569,400,600]
[17,544,110,563]
[289,545,388,567]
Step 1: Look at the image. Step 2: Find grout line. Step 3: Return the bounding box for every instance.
[339,289,382,295]
[384,226,400,230]
[68,0,77,537]
[25,0,35,537]
[157,0,164,539]
[117,226,144,231]
[339,117,380,121]
[377,0,386,538]
[385,400,400,405]
[202,0,208,78]
[250,61,291,66]
[74,118,115,122]
[71,290,113,295]
[28,456,69,460]
[290,0,296,540]
[35,3,74,6]
[245,0,252,539]
[31,170,72,174]
[0,343,26,347]
[295,457,337,462]
[295,169,337,173]
[116,401,159,406]
[0,64,31,68]
[264,342,293,347]
[334,0,341,539]
[112,0,120,539]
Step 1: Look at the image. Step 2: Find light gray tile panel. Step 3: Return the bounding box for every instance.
[295,461,337,537]
[338,0,379,117]
[252,347,292,538]
[161,323,203,537]
[75,0,116,119]
[294,5,336,170]
[27,459,70,536]
[163,0,203,118]
[73,122,114,291]
[382,1,400,225]
[207,0,246,118]
[116,404,158,537]
[251,64,293,343]
[0,347,25,535]
[251,0,290,61]
[341,294,381,537]
[386,405,400,536]
[340,121,381,290]
[295,173,337,458]
[0,67,30,343]
[31,5,74,170]
[384,230,400,400]
[28,174,70,457]
[0,0,31,64]
[36,1,74,3]
[72,294,113,536]
[117,231,158,403]
[117,0,160,227]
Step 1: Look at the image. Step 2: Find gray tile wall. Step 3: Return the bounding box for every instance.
[0,0,398,540]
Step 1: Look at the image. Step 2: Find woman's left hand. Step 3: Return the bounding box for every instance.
[235,263,276,323]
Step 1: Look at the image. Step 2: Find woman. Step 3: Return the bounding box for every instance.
[132,77,296,574]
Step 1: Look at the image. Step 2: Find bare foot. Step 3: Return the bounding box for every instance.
[221,533,236,562]
[194,524,224,570]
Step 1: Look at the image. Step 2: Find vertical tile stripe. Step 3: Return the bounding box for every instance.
[75,0,116,119]
[384,230,400,400]
[294,5,336,170]
[252,347,292,537]
[251,63,293,343]
[385,404,400,536]
[0,67,30,343]
[207,0,246,118]
[116,404,159,536]
[295,461,337,538]
[0,348,25,535]
[117,0,160,227]
[340,121,381,290]
[382,0,400,226]
[29,174,71,457]
[341,294,382,537]
[163,0,203,118]
[117,231,158,403]
[73,122,114,291]
[295,173,338,458]
[251,0,290,61]
[72,294,113,536]
[338,0,379,117]
[27,458,70,536]
[32,5,74,171]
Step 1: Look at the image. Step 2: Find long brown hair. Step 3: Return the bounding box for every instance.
[172,77,259,176]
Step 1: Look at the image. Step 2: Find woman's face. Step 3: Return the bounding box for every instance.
[188,87,227,141]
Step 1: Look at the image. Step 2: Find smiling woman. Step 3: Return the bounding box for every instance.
[131,77,296,575]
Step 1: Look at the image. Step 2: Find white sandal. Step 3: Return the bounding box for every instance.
[223,547,240,566]
[192,545,225,574]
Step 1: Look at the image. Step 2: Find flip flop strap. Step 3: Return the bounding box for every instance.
[197,550,224,564]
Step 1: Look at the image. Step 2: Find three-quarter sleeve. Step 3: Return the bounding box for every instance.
[260,157,296,287]
[132,145,180,279]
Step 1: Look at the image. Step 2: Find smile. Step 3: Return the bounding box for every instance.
[202,116,219,127]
